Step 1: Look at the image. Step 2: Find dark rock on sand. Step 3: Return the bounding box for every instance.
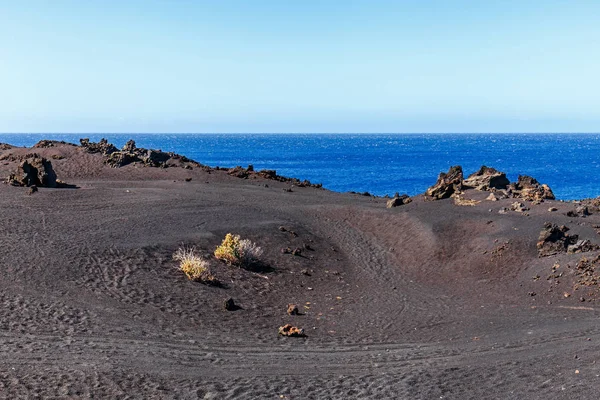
[567,205,590,218]
[7,157,57,188]
[537,223,578,257]
[287,304,299,315]
[511,175,555,202]
[386,194,412,208]
[567,239,600,254]
[426,166,463,200]
[223,297,236,311]
[463,166,510,191]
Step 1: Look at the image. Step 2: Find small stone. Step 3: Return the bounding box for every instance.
[278,324,305,337]
[287,304,299,315]
[223,297,236,311]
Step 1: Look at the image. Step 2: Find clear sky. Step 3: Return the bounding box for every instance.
[1,0,599,133]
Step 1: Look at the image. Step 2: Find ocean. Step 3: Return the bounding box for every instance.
[2,133,599,200]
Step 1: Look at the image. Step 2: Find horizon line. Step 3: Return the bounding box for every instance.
[1,132,600,135]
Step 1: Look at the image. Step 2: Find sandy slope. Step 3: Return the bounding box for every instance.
[1,143,600,398]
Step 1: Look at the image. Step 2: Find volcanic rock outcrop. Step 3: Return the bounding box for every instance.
[80,138,199,169]
[463,166,510,191]
[80,138,118,155]
[425,166,463,200]
[537,223,578,257]
[6,157,57,188]
[33,140,77,148]
[511,175,555,202]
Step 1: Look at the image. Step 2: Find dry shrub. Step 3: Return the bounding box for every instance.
[173,246,215,283]
[214,233,263,267]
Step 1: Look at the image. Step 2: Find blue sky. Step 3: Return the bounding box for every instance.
[1,1,599,133]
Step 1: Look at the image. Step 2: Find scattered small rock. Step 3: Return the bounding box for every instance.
[511,201,529,213]
[453,195,480,206]
[223,297,236,311]
[287,304,299,315]
[278,324,305,337]
[486,193,499,201]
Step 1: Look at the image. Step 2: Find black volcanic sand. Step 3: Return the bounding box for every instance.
[1,143,600,399]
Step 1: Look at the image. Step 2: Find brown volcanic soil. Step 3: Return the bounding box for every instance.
[1,143,600,398]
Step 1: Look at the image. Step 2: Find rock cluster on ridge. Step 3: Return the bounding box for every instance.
[425,165,555,202]
[80,138,200,169]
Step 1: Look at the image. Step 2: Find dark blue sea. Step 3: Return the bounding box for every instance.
[2,133,599,200]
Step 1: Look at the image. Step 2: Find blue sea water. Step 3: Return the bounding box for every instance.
[2,133,600,200]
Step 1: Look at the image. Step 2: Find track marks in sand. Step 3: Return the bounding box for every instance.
[72,246,192,314]
[301,206,456,342]
[0,293,95,335]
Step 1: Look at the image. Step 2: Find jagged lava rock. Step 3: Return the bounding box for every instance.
[463,166,510,191]
[7,157,57,188]
[33,140,77,148]
[425,166,463,200]
[568,239,600,254]
[511,175,555,201]
[80,138,118,155]
[537,223,578,257]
